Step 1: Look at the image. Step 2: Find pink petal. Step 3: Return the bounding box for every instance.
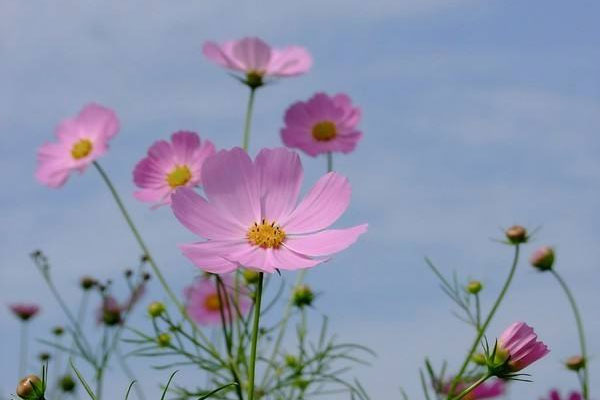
[35,142,72,187]
[270,246,325,271]
[284,224,367,257]
[201,147,261,227]
[171,131,200,163]
[171,187,246,240]
[76,103,120,141]
[284,101,315,129]
[202,41,245,71]
[232,37,272,72]
[134,187,171,204]
[133,156,169,189]
[281,172,351,234]
[255,148,303,222]
[267,46,312,76]
[179,240,249,274]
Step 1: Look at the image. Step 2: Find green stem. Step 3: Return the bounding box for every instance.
[242,88,257,151]
[551,269,589,400]
[326,152,333,172]
[447,245,520,398]
[450,374,491,400]
[92,162,181,313]
[247,273,264,400]
[19,322,28,379]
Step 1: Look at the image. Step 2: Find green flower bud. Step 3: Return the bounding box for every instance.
[466,280,483,295]
[293,378,310,391]
[80,276,97,290]
[565,355,586,371]
[284,354,299,369]
[59,375,76,393]
[16,375,44,400]
[292,285,315,308]
[505,225,528,244]
[157,333,171,347]
[243,269,260,285]
[471,353,486,366]
[38,353,51,362]
[530,246,555,271]
[52,326,64,336]
[147,301,166,318]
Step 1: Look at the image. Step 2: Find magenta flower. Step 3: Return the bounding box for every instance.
[497,322,550,371]
[171,147,367,274]
[133,131,216,207]
[442,379,505,399]
[203,37,312,80]
[281,93,362,157]
[35,103,119,188]
[543,389,582,400]
[184,276,251,325]
[9,303,40,321]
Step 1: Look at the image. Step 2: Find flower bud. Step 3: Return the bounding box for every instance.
[16,375,44,400]
[565,355,586,371]
[80,276,97,290]
[59,375,76,393]
[243,269,260,285]
[157,333,171,347]
[505,225,528,244]
[38,352,51,362]
[140,254,151,263]
[52,326,64,336]
[471,353,486,366]
[530,246,555,271]
[148,301,166,318]
[293,378,309,391]
[124,269,133,278]
[466,280,483,295]
[143,272,152,281]
[284,354,299,369]
[292,285,315,308]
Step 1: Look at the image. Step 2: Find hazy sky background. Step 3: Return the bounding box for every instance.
[1,1,600,399]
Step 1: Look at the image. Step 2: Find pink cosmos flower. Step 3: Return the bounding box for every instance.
[497,322,549,371]
[281,93,362,157]
[441,379,505,399]
[171,147,367,274]
[184,276,251,325]
[133,131,216,207]
[543,389,582,400]
[35,103,119,187]
[203,37,312,80]
[9,303,40,321]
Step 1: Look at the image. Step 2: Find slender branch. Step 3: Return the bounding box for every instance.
[248,273,264,400]
[450,374,491,400]
[242,88,257,151]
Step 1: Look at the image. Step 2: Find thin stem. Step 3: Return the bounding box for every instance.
[242,88,257,151]
[447,245,520,398]
[19,322,28,379]
[116,347,146,400]
[475,294,481,330]
[551,269,589,399]
[326,152,333,172]
[450,374,491,400]
[247,273,264,400]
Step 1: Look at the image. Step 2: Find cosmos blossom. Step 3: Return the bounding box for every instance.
[9,303,40,321]
[497,322,550,371]
[184,276,251,325]
[281,93,362,156]
[441,379,505,399]
[133,131,216,207]
[171,147,367,274]
[35,103,119,187]
[543,389,582,400]
[202,37,312,80]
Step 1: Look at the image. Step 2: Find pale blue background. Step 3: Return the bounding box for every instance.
[1,1,599,399]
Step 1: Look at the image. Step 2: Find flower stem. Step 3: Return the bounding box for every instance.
[447,245,520,398]
[326,151,333,172]
[247,273,264,400]
[450,374,492,400]
[551,269,589,399]
[242,87,257,151]
[19,322,28,379]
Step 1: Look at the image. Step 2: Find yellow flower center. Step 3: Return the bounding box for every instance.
[204,293,221,312]
[166,165,192,188]
[311,121,337,141]
[247,219,286,249]
[71,139,93,159]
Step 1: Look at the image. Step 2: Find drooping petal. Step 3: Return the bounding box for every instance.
[35,142,72,187]
[282,172,351,234]
[202,41,245,71]
[179,241,249,274]
[284,224,367,257]
[270,246,325,271]
[267,46,312,76]
[232,37,272,72]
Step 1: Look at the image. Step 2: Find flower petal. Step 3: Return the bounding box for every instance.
[271,246,325,271]
[284,224,367,257]
[179,240,249,274]
[267,46,312,76]
[76,103,120,141]
[202,41,245,71]
[171,131,200,164]
[232,37,271,72]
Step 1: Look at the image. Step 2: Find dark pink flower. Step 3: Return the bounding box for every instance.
[133,131,216,207]
[543,389,582,400]
[281,93,362,156]
[498,322,550,371]
[35,104,119,187]
[9,303,40,321]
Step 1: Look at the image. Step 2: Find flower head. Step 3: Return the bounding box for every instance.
[281,93,362,157]
[495,322,549,373]
[530,246,555,271]
[133,131,216,207]
[505,225,528,244]
[16,375,44,400]
[543,389,582,400]
[171,147,367,273]
[203,37,312,87]
[35,103,119,187]
[184,276,251,325]
[441,378,505,399]
[9,303,40,321]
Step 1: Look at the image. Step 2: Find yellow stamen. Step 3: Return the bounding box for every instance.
[247,219,286,249]
[311,121,337,141]
[204,293,221,311]
[166,165,192,188]
[71,139,93,160]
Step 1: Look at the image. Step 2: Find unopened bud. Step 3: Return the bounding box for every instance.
[147,301,166,318]
[243,269,260,285]
[80,276,97,290]
[140,254,151,263]
[505,225,528,244]
[284,354,299,369]
[471,353,486,366]
[124,269,133,278]
[143,272,151,281]
[52,326,64,336]
[16,375,43,400]
[293,378,309,391]
[466,280,483,295]
[38,353,51,362]
[565,355,586,371]
[157,333,171,347]
[530,246,555,271]
[292,285,315,308]
[59,375,76,392]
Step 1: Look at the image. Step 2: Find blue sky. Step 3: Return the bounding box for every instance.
[1,1,600,398]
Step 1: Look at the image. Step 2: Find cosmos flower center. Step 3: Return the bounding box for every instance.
[166,165,192,188]
[311,121,337,141]
[204,293,221,311]
[71,139,93,159]
[246,70,265,88]
[247,219,286,248]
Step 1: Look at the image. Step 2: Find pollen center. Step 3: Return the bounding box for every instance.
[71,139,93,159]
[204,293,221,312]
[311,121,337,141]
[166,165,192,188]
[247,219,286,249]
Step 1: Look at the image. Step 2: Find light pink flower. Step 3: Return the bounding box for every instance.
[133,131,216,207]
[281,93,362,157]
[498,322,549,371]
[442,378,505,399]
[184,276,251,325]
[35,103,119,187]
[203,37,312,78]
[9,303,40,321]
[171,147,367,274]
[543,389,582,400]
